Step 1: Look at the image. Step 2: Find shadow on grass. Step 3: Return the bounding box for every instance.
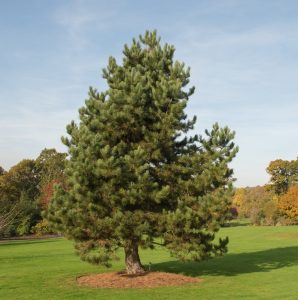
[152,246,298,277]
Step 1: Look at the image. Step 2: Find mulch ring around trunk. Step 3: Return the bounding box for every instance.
[77,271,202,288]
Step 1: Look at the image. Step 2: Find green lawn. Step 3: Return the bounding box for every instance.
[1,225,298,299]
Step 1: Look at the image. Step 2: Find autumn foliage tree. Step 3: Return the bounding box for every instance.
[265,158,298,224]
[232,188,246,217]
[35,148,67,209]
[278,185,298,222]
[0,149,66,237]
[232,186,278,225]
[47,31,238,274]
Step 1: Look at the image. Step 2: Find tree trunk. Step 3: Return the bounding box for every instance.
[124,240,145,275]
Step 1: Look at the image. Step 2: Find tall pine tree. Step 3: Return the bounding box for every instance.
[47,31,238,274]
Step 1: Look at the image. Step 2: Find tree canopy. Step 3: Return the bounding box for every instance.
[232,186,278,225]
[35,148,67,209]
[0,166,5,176]
[0,159,39,236]
[0,149,66,237]
[278,185,298,221]
[266,158,298,195]
[47,31,238,274]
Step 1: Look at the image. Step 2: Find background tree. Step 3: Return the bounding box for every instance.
[232,187,246,217]
[278,185,298,222]
[233,186,278,225]
[0,149,66,237]
[47,31,238,274]
[35,148,67,186]
[0,160,40,236]
[266,158,298,195]
[35,148,67,209]
[0,204,19,235]
[0,166,5,176]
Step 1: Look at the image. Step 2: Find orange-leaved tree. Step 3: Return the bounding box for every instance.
[278,185,298,221]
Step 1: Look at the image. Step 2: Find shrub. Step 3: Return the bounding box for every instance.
[31,219,53,236]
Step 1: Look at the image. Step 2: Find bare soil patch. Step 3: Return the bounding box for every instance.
[77,271,202,288]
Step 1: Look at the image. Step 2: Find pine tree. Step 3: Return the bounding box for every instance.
[47,31,238,275]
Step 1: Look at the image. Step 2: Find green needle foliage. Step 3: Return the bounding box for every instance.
[47,31,238,274]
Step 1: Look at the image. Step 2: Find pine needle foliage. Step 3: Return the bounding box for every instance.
[47,31,238,272]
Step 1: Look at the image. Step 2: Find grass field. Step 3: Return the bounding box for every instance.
[1,225,298,300]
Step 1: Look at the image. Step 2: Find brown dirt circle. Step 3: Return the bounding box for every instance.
[77,271,202,289]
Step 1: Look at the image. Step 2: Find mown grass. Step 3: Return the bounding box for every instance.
[1,225,298,299]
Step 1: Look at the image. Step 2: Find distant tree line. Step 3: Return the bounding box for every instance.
[1,151,297,238]
[0,149,66,237]
[232,157,298,225]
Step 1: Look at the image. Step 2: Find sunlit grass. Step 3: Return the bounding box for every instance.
[1,225,298,299]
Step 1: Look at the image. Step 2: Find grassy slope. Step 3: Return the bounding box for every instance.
[1,225,298,300]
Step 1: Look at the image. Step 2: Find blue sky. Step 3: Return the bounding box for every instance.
[1,0,297,187]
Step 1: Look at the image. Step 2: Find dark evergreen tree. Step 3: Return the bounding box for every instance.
[47,31,238,274]
[0,166,5,176]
